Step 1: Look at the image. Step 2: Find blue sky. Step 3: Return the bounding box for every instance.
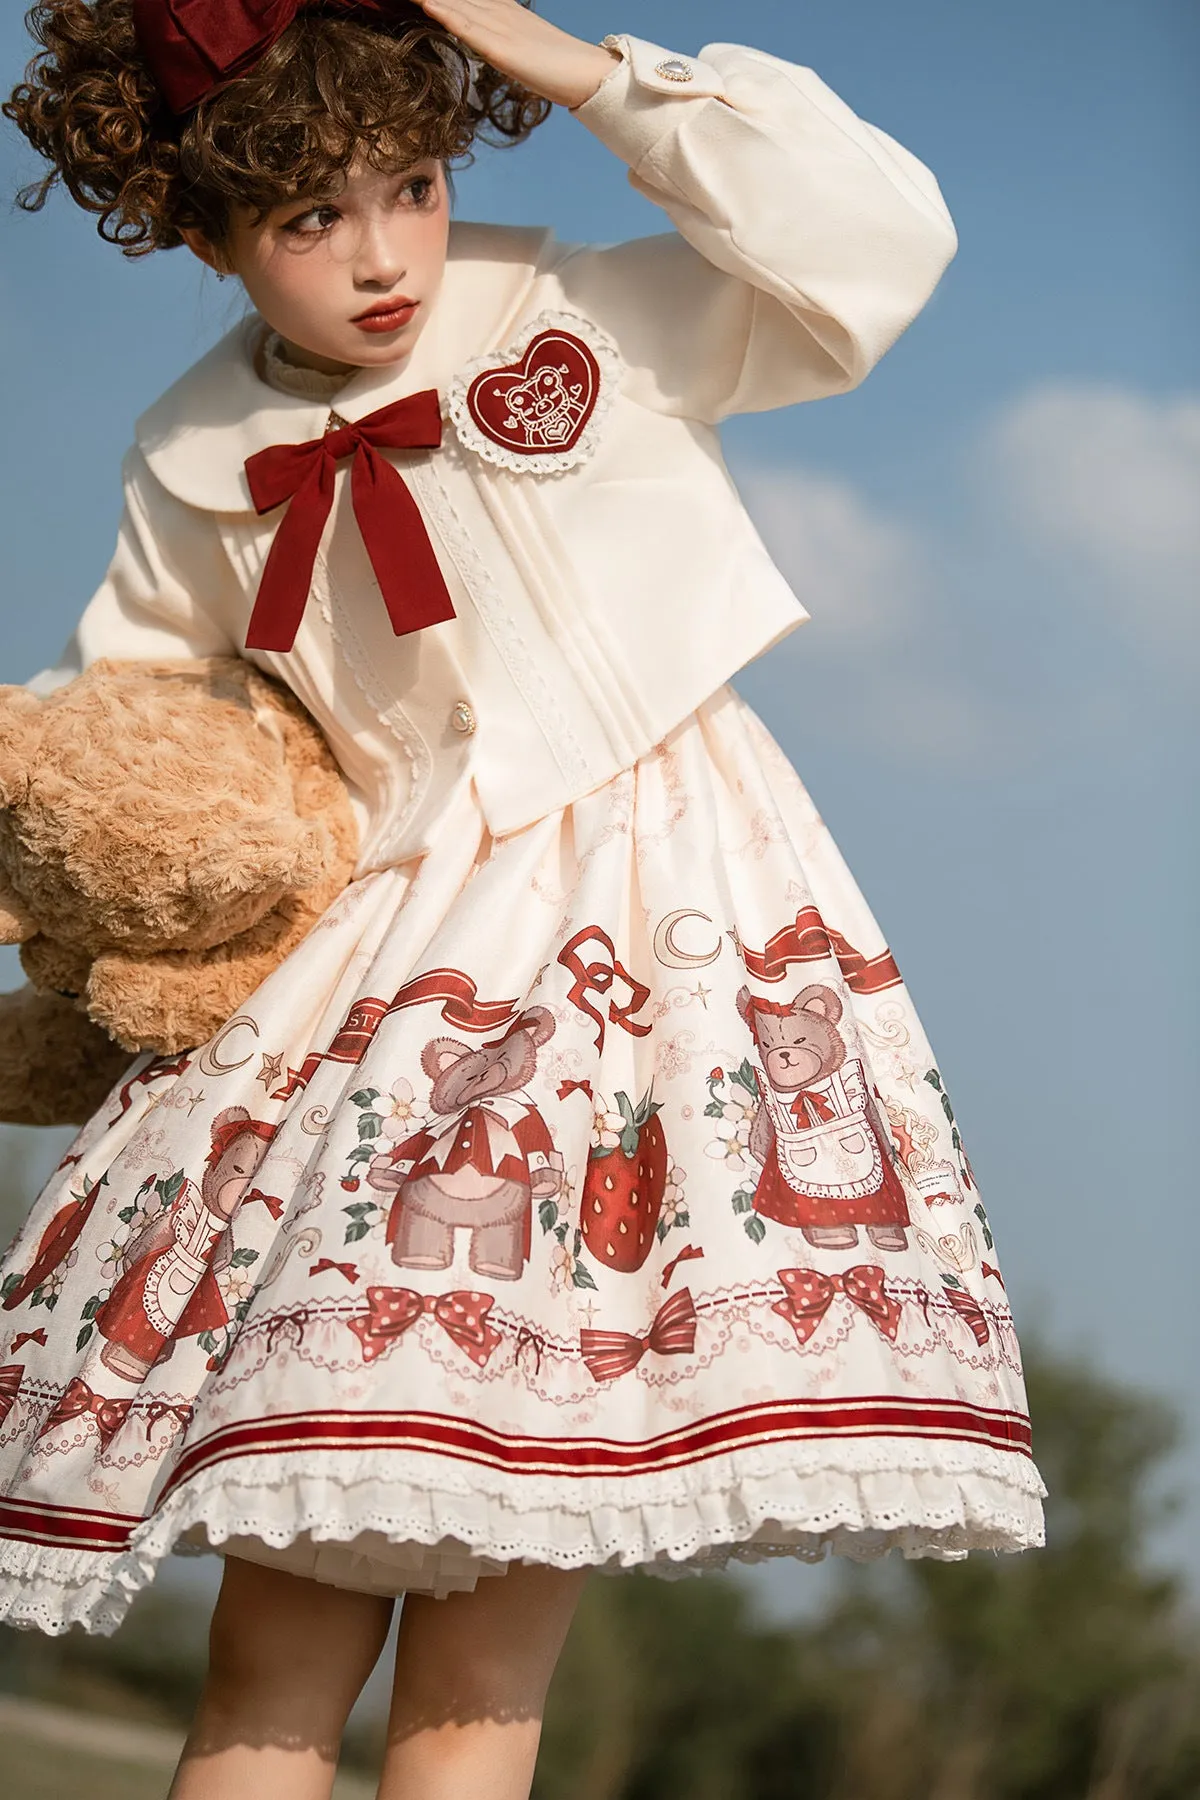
[0,0,1196,1600]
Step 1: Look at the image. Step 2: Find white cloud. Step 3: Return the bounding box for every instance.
[981,384,1200,669]
[738,470,929,645]
[732,381,1198,766]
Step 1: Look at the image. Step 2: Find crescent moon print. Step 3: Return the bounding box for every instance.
[653,909,723,970]
[197,1014,260,1077]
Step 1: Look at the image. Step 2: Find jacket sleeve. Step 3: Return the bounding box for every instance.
[28,446,240,694]
[561,35,958,422]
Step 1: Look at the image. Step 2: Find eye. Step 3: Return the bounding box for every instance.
[400,173,438,208]
[282,204,342,236]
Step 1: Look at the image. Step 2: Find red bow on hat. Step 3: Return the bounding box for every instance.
[37,1378,132,1453]
[579,1287,698,1383]
[244,394,455,654]
[347,1286,503,1367]
[132,0,429,114]
[772,1265,902,1346]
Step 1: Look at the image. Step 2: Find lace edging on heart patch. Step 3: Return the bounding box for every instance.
[447,312,621,476]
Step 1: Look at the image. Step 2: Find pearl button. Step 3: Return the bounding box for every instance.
[450,701,477,737]
[655,57,694,83]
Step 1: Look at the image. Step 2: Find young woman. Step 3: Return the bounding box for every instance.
[0,4,1044,1796]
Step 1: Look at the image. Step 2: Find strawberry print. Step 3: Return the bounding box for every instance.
[580,1089,669,1273]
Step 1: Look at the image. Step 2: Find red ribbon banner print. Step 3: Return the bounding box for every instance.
[772,1266,903,1346]
[0,1366,23,1427]
[579,1288,698,1383]
[347,1287,503,1368]
[737,907,904,996]
[244,393,454,655]
[273,969,520,1100]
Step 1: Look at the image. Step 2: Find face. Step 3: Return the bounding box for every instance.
[185,159,451,373]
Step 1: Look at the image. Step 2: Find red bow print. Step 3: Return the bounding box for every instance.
[10,1330,47,1353]
[37,1379,132,1452]
[941,1284,991,1346]
[132,0,427,114]
[144,1401,195,1439]
[244,393,453,654]
[557,1079,594,1104]
[0,1365,23,1425]
[310,1259,360,1284]
[347,1287,502,1368]
[580,1288,698,1383]
[773,1266,902,1346]
[661,1244,705,1289]
[790,1089,837,1128]
[244,1188,284,1221]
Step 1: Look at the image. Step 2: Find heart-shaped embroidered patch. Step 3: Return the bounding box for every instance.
[465,328,601,460]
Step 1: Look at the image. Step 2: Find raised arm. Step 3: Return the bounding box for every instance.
[415,2,957,422]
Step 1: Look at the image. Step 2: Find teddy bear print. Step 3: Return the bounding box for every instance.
[368,1007,565,1282]
[96,1108,277,1382]
[737,984,910,1251]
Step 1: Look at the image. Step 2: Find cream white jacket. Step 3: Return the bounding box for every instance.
[35,34,957,876]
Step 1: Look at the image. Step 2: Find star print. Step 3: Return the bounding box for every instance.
[691,982,711,1008]
[257,1052,286,1089]
[530,963,551,991]
[185,1091,206,1115]
[576,1298,600,1328]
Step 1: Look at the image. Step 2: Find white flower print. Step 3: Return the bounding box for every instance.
[379,1079,428,1143]
[705,1093,755,1172]
[660,1165,688,1229]
[221,1271,254,1307]
[590,1094,624,1153]
[548,1240,577,1294]
[98,1236,130,1282]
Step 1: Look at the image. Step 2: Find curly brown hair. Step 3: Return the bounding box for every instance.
[4,1,551,256]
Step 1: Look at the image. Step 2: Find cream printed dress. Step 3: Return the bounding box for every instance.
[0,45,1045,1635]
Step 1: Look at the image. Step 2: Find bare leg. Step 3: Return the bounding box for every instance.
[379,1561,590,1800]
[169,1556,393,1800]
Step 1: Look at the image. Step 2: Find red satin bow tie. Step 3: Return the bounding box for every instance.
[772,1265,902,1346]
[133,0,427,114]
[243,392,455,655]
[579,1287,698,1383]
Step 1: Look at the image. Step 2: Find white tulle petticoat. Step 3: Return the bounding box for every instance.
[0,687,1044,1634]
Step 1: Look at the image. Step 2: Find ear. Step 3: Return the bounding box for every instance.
[797,984,844,1026]
[178,226,233,278]
[735,985,755,1025]
[0,685,40,809]
[520,1006,556,1048]
[420,1037,471,1081]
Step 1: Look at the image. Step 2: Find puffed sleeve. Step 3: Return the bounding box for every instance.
[28,446,240,693]
[561,35,958,421]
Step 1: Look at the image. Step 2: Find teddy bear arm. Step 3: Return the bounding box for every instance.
[84,950,274,1058]
[748,1099,775,1166]
[0,986,133,1128]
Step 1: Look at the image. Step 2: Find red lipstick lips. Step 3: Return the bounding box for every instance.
[353,296,419,335]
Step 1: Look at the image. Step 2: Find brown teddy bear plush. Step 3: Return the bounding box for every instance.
[0,658,357,1127]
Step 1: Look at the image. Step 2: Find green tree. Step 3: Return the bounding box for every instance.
[536,1348,1200,1800]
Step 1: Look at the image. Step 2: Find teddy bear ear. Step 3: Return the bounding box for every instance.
[0,685,40,809]
[187,818,330,906]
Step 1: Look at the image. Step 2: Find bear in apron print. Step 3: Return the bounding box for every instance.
[737,985,910,1251]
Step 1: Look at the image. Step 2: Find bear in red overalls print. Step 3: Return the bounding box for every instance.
[737,984,910,1252]
[368,1007,564,1281]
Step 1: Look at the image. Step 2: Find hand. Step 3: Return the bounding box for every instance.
[413,0,620,109]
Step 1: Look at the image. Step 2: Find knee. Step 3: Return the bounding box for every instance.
[206,1559,393,1722]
